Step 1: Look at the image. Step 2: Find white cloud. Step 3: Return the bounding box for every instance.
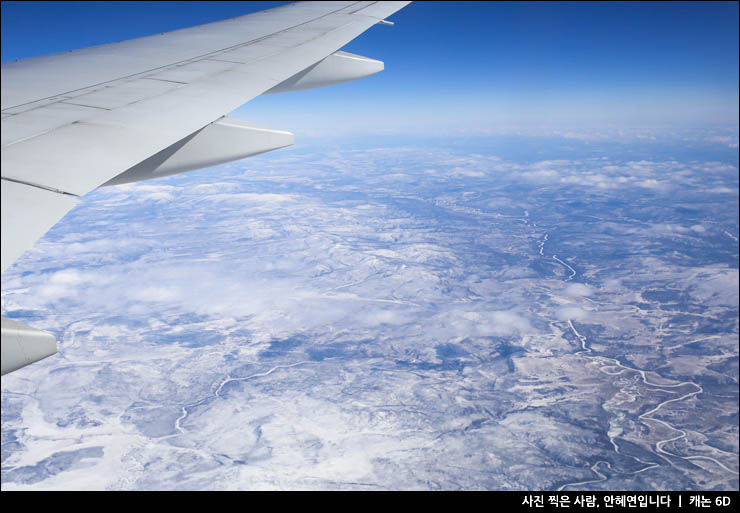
[48,269,86,286]
[705,135,739,148]
[706,186,737,194]
[486,310,532,335]
[129,286,182,303]
[634,178,669,190]
[563,283,593,297]
[556,307,590,321]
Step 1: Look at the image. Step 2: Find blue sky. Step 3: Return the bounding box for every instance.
[2,1,738,135]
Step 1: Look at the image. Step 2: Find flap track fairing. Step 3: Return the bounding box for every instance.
[265,51,384,94]
[1,317,57,375]
[103,117,293,186]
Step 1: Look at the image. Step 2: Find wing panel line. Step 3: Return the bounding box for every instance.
[1,177,80,197]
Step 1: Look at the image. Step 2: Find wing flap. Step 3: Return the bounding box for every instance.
[1,179,80,271]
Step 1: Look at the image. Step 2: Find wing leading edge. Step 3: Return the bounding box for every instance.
[0,1,410,374]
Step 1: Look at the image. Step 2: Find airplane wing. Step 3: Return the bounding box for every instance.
[0,1,410,375]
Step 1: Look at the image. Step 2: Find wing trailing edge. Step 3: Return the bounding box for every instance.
[1,179,80,271]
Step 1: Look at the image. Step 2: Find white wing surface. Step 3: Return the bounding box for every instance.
[0,1,410,374]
